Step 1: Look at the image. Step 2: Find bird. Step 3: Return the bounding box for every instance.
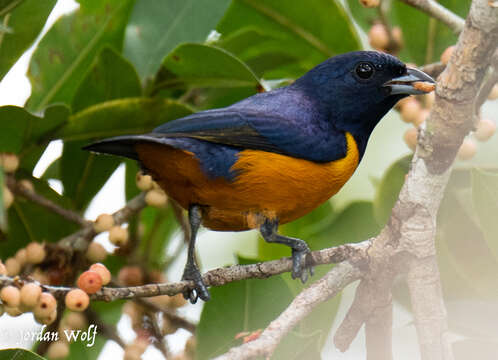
[84,50,435,303]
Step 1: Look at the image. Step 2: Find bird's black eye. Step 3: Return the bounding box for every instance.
[355,62,375,80]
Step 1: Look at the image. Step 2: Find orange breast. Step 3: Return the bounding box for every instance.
[135,133,359,231]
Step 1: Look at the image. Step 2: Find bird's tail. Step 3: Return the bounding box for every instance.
[82,135,162,160]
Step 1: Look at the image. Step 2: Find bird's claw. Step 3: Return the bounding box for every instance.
[291,245,314,283]
[182,265,210,304]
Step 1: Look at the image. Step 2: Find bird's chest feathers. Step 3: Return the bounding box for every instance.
[231,132,360,221]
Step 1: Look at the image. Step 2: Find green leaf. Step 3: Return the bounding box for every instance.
[346,0,471,64]
[124,159,140,201]
[373,155,411,226]
[0,168,4,232]
[1,176,78,258]
[26,0,135,111]
[255,202,379,357]
[58,98,193,141]
[72,47,142,113]
[435,171,498,302]
[0,349,46,360]
[472,169,498,260]
[0,105,68,155]
[258,201,335,261]
[196,256,295,359]
[0,106,35,153]
[19,104,70,173]
[391,0,471,64]
[316,201,381,249]
[344,0,377,32]
[60,141,121,211]
[0,0,56,80]
[123,0,232,79]
[138,206,178,267]
[0,1,23,15]
[59,47,142,211]
[217,0,361,77]
[40,157,60,180]
[154,43,261,93]
[218,27,299,78]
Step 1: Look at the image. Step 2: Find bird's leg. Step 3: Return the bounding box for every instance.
[260,218,314,283]
[181,205,210,303]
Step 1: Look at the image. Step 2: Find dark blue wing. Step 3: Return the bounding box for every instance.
[153,87,348,163]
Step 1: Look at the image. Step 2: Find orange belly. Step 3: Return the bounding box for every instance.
[135,133,359,231]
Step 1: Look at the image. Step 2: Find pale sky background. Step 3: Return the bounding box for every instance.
[1,0,496,359]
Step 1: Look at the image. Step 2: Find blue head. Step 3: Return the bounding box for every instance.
[292,51,434,145]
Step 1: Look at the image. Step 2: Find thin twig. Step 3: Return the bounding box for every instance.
[135,297,197,333]
[475,51,498,112]
[144,310,170,359]
[0,240,371,300]
[58,193,146,254]
[7,176,88,227]
[214,262,362,360]
[398,0,465,33]
[85,307,126,348]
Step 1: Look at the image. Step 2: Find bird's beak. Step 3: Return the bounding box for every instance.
[384,67,436,95]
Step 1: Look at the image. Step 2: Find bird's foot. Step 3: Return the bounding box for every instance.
[182,263,210,304]
[291,243,314,283]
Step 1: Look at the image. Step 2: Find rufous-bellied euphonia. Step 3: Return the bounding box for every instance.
[84,51,435,303]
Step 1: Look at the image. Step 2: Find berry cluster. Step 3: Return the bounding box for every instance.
[0,274,57,325]
[43,308,89,358]
[136,172,168,208]
[1,153,19,209]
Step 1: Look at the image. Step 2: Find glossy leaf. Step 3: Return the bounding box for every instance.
[0,105,37,153]
[60,47,141,210]
[26,0,135,111]
[72,47,142,113]
[0,0,56,80]
[217,0,361,77]
[57,98,193,141]
[373,155,411,226]
[19,104,70,173]
[196,256,294,359]
[124,0,231,79]
[60,141,121,211]
[472,169,498,259]
[0,349,45,360]
[155,43,261,92]
[216,27,300,78]
[0,105,68,154]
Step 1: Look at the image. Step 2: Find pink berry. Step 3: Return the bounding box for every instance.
[65,289,90,312]
[77,270,103,294]
[89,263,111,285]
